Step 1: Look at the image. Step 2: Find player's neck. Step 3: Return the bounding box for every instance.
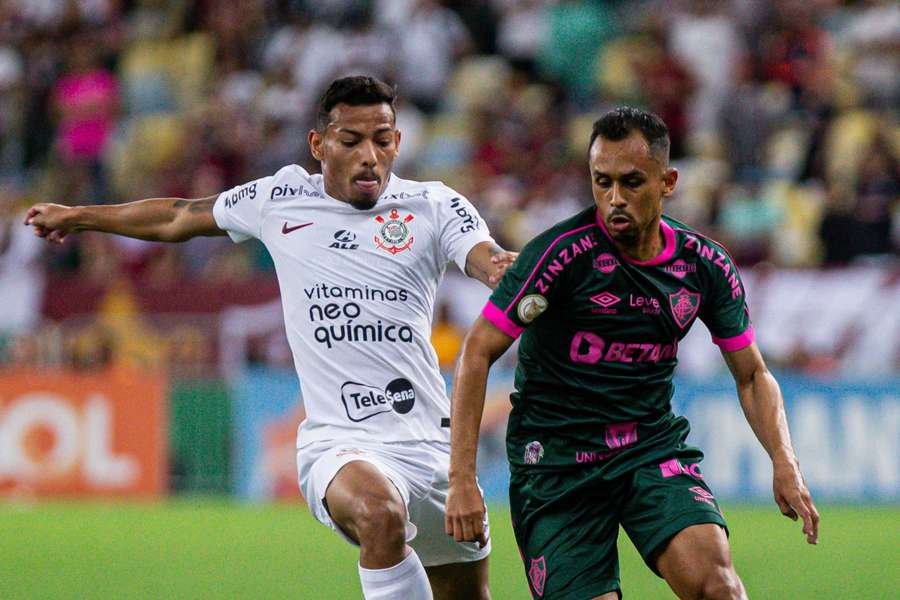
[615,218,664,263]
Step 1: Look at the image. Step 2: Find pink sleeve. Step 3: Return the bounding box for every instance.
[482,301,523,339]
[711,325,755,352]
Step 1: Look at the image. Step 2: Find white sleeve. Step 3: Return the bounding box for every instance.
[212,176,274,243]
[437,192,495,272]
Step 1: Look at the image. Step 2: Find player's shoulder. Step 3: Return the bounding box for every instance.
[385,174,459,204]
[523,205,598,255]
[265,164,326,203]
[664,214,735,258]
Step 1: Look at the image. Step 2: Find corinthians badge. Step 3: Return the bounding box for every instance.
[374,208,415,255]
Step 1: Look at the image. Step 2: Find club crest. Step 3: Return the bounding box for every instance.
[668,287,701,329]
[374,209,415,255]
[528,556,547,596]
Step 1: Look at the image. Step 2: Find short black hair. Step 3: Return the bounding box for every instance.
[590,107,670,164]
[316,76,397,131]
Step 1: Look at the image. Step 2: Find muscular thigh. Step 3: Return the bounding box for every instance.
[620,453,728,574]
[510,469,625,599]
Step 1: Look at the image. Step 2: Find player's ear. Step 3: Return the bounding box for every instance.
[308,129,324,162]
[661,167,678,198]
[393,129,401,156]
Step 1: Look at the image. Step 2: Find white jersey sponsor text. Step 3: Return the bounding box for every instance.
[213,165,493,447]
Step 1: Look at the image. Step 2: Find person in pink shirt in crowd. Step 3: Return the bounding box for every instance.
[51,37,119,166]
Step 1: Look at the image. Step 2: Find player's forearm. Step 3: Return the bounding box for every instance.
[448,348,492,482]
[67,198,209,242]
[736,366,797,465]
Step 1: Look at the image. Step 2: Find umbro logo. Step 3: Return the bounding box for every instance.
[591,291,621,308]
[282,222,314,234]
[590,291,621,314]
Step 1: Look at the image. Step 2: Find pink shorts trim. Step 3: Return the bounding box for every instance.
[483,301,524,339]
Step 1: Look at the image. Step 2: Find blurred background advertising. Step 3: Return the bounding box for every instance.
[0,0,897,504]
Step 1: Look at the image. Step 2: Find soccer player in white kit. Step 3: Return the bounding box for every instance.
[25,76,512,600]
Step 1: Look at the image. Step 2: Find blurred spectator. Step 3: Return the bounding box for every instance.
[0,184,45,342]
[495,0,549,71]
[51,35,119,166]
[538,0,619,104]
[398,0,472,114]
[668,0,743,142]
[837,0,900,109]
[819,135,900,264]
[2,0,898,375]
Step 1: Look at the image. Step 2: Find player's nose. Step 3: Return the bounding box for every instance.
[358,140,378,167]
[609,184,627,207]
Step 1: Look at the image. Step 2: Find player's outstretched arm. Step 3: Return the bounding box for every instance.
[446,317,515,547]
[465,241,518,289]
[24,196,224,244]
[722,342,820,545]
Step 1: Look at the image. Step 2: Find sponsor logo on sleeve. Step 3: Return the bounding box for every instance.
[449,197,479,233]
[224,182,257,208]
[516,294,548,324]
[374,209,415,255]
[341,378,416,422]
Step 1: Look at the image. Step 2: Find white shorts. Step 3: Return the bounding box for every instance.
[297,439,491,567]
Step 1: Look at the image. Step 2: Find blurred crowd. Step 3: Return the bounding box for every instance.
[0,0,898,372]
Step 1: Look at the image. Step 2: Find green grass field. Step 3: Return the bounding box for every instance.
[2,500,896,599]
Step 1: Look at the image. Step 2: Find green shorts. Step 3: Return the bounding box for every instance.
[509,451,727,599]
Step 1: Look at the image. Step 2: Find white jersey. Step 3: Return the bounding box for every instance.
[213,165,494,448]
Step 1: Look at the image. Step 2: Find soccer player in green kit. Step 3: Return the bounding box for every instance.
[444,108,819,599]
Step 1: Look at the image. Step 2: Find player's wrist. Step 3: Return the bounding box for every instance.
[448,467,477,484]
[771,449,798,469]
[63,205,86,230]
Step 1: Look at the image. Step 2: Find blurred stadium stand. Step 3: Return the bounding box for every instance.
[0,0,897,499]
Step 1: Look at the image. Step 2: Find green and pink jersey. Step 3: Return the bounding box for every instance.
[484,207,753,470]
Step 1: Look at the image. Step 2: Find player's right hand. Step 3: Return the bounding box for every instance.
[24,203,74,244]
[445,478,488,548]
[773,457,820,545]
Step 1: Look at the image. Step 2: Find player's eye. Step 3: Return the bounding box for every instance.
[595,178,611,188]
[340,140,357,147]
[376,139,392,147]
[626,178,643,188]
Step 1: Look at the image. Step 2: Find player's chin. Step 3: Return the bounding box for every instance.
[348,193,379,211]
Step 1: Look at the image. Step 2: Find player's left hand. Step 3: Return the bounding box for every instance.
[772,456,819,545]
[488,251,518,286]
[445,478,488,548]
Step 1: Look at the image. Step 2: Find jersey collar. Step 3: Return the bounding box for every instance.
[595,209,676,266]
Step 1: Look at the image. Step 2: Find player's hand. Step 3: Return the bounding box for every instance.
[445,478,488,548]
[24,203,75,244]
[772,456,819,545]
[488,251,518,286]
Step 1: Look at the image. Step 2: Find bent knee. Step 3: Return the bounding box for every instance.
[696,567,744,600]
[350,494,408,546]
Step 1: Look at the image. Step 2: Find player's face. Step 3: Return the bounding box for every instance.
[589,132,677,245]
[309,103,401,210]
